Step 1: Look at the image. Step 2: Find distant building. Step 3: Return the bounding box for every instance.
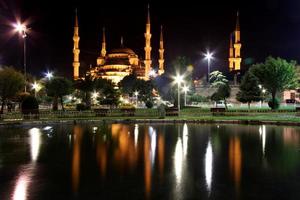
[72,6,165,84]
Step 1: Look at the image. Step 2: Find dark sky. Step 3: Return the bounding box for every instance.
[0,0,299,79]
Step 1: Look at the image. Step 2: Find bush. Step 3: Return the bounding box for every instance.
[76,103,88,111]
[268,98,280,110]
[157,104,166,118]
[145,100,154,109]
[21,96,39,119]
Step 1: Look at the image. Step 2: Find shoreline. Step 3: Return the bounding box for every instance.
[1,118,300,127]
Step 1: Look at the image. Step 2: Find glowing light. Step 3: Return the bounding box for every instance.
[92,91,99,99]
[259,125,266,156]
[174,74,184,85]
[149,126,157,167]
[182,85,189,93]
[134,91,139,96]
[174,137,183,183]
[14,22,27,38]
[31,82,41,92]
[149,69,157,77]
[183,123,188,156]
[205,140,213,192]
[134,124,139,147]
[204,51,214,61]
[12,174,29,200]
[29,128,42,162]
[45,71,53,80]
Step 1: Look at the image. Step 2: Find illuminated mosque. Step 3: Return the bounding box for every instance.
[72,6,165,84]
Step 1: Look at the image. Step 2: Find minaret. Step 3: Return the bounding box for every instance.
[101,27,106,57]
[144,4,152,80]
[233,11,242,71]
[228,33,234,71]
[97,27,106,66]
[73,9,80,80]
[158,25,165,75]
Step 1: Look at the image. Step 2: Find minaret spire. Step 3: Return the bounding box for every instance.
[158,25,165,75]
[236,11,240,31]
[144,4,152,80]
[101,27,106,57]
[120,36,124,47]
[229,33,234,71]
[73,9,80,80]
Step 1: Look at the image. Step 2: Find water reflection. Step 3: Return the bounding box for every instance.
[12,127,43,200]
[158,132,165,179]
[259,125,266,156]
[29,128,42,162]
[144,129,151,199]
[205,140,213,192]
[283,127,300,146]
[134,124,139,148]
[149,126,157,167]
[229,137,242,191]
[72,125,83,193]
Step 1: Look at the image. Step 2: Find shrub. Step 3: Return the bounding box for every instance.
[145,100,153,109]
[21,96,39,119]
[76,103,88,111]
[157,104,166,118]
[268,98,280,110]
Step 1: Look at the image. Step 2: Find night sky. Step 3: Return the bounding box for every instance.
[0,0,299,79]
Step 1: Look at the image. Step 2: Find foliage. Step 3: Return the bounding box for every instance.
[209,71,231,108]
[95,79,120,108]
[236,71,262,109]
[21,95,39,113]
[119,74,155,103]
[209,70,228,87]
[76,103,89,111]
[0,67,25,113]
[189,94,209,103]
[157,104,166,118]
[145,100,154,108]
[268,98,280,110]
[251,56,298,109]
[45,77,73,111]
[75,75,95,109]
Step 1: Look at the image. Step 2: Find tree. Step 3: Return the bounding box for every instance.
[118,73,137,95]
[0,67,25,113]
[75,75,95,109]
[251,57,298,109]
[95,78,120,108]
[210,71,231,108]
[236,71,262,109]
[45,77,73,111]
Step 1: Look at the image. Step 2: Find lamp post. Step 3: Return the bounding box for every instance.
[14,22,28,92]
[204,51,214,85]
[45,71,53,80]
[174,74,184,112]
[134,91,139,108]
[32,82,40,98]
[183,85,189,107]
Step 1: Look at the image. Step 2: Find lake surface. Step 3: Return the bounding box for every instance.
[0,123,300,200]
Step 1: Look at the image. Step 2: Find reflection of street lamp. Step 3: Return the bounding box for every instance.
[174,74,184,111]
[14,22,28,92]
[134,91,139,108]
[182,85,189,107]
[204,51,214,85]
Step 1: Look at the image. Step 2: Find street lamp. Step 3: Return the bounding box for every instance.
[45,71,53,80]
[174,74,184,111]
[134,91,139,108]
[31,82,41,98]
[204,51,214,85]
[182,85,189,107]
[14,22,28,92]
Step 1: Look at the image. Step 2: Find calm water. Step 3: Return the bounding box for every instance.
[0,123,300,200]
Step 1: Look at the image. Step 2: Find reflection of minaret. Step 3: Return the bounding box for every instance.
[72,125,83,193]
[158,25,165,75]
[73,9,80,80]
[144,4,152,80]
[97,27,106,65]
[229,137,242,193]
